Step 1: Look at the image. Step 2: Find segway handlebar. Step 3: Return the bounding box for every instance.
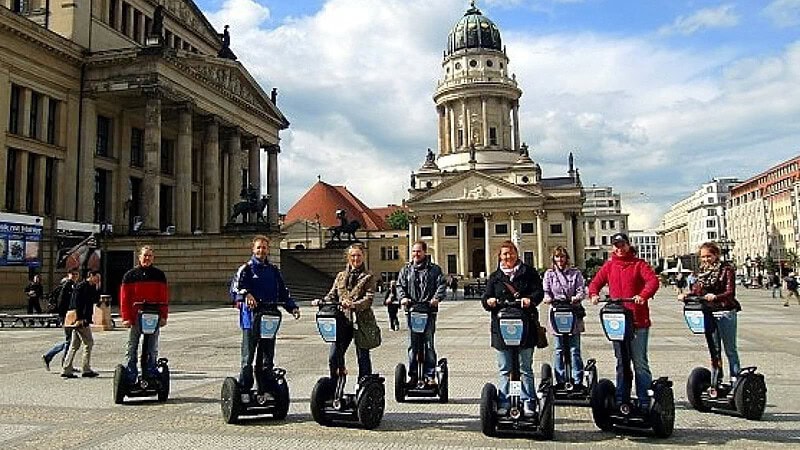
[680,295,707,305]
[597,295,636,304]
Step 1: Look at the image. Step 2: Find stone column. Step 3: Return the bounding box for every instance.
[483,212,493,277]
[77,97,96,222]
[115,111,131,232]
[0,67,9,209]
[408,215,418,259]
[565,212,575,262]
[203,118,221,233]
[63,93,80,219]
[509,210,519,248]
[432,214,442,265]
[248,138,261,195]
[512,101,520,152]
[481,96,488,147]
[536,209,547,269]
[227,128,243,223]
[458,213,467,278]
[464,100,472,147]
[460,100,467,149]
[140,95,161,232]
[21,88,32,138]
[437,107,444,155]
[32,154,47,214]
[448,104,456,153]
[266,144,280,226]
[16,150,29,212]
[175,106,193,233]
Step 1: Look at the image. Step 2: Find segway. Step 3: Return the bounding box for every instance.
[546,299,597,405]
[682,295,767,420]
[310,299,385,429]
[113,302,170,404]
[220,302,291,424]
[480,299,555,439]
[395,301,448,403]
[590,298,674,438]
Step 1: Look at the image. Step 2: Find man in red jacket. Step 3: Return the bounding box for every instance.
[588,233,659,410]
[119,245,169,382]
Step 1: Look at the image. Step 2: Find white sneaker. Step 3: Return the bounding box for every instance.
[523,400,536,416]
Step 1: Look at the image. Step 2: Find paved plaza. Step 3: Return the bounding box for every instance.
[1,287,799,449]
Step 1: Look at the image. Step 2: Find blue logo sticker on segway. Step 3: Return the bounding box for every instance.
[602,313,627,341]
[684,309,706,334]
[409,312,428,333]
[140,313,159,335]
[260,315,281,339]
[499,318,524,346]
[317,317,338,343]
[552,311,575,335]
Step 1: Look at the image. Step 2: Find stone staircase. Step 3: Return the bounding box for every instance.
[280,250,337,303]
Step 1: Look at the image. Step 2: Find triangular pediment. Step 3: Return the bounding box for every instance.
[411,172,540,205]
[163,0,222,47]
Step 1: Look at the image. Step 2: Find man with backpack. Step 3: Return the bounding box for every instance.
[41,269,80,370]
[784,273,799,307]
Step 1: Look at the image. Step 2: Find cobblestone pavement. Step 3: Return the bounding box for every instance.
[1,288,799,449]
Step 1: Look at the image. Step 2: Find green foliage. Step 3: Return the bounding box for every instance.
[583,257,606,281]
[386,209,409,230]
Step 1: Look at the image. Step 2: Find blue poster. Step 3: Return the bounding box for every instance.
[0,215,43,268]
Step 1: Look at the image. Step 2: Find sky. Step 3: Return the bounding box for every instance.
[196,0,800,230]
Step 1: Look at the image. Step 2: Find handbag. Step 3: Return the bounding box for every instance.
[63,309,78,328]
[354,308,382,350]
[536,321,549,349]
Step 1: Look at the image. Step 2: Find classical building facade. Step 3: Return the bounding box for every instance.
[581,186,629,261]
[406,4,584,279]
[0,0,287,304]
[629,229,660,268]
[728,156,800,275]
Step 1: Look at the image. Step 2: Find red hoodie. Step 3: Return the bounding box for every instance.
[119,265,169,324]
[588,252,659,328]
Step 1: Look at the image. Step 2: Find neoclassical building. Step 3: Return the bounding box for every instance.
[0,0,287,303]
[406,3,584,279]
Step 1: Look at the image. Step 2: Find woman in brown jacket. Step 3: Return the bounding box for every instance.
[323,243,378,381]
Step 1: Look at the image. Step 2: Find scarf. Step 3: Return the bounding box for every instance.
[696,260,723,290]
[347,264,364,290]
[500,261,521,281]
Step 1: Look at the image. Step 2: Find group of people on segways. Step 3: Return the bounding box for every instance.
[679,241,766,420]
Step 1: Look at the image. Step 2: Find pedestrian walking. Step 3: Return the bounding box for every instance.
[61,271,101,378]
[42,269,80,370]
[770,272,782,299]
[384,280,401,330]
[784,273,799,307]
[24,274,44,314]
[449,275,459,300]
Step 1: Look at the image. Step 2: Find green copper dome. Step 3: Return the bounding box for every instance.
[446,2,502,56]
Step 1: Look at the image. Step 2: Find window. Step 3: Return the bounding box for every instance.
[420,226,432,237]
[128,177,142,230]
[523,251,534,266]
[609,220,615,229]
[46,99,58,145]
[96,115,112,157]
[601,220,607,230]
[444,225,457,237]
[130,127,144,167]
[29,91,39,139]
[707,209,716,216]
[601,236,607,245]
[706,219,715,228]
[521,222,534,234]
[12,0,25,13]
[25,155,34,212]
[381,246,400,260]
[121,2,130,36]
[380,247,387,260]
[708,231,717,239]
[109,0,117,28]
[489,127,497,145]
[589,236,596,246]
[5,149,16,210]
[707,196,714,204]
[495,223,508,235]
[160,139,174,175]
[550,223,563,234]
[447,254,457,275]
[44,158,54,215]
[473,227,485,238]
[587,221,595,230]
[133,10,142,42]
[457,129,464,147]
[9,85,21,134]
[144,16,151,37]
[94,169,109,223]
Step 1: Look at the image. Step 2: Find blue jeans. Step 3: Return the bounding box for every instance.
[44,328,72,364]
[126,321,159,381]
[553,333,584,385]
[612,327,651,408]
[328,322,372,380]
[240,327,277,391]
[706,311,740,381]
[408,313,437,379]
[496,347,534,406]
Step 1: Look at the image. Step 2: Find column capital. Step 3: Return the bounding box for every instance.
[457,212,467,220]
[408,215,418,224]
[507,210,520,218]
[432,214,443,223]
[264,142,281,154]
[482,212,493,220]
[177,101,195,114]
[535,209,547,218]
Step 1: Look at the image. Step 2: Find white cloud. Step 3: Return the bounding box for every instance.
[762,0,800,28]
[658,4,739,36]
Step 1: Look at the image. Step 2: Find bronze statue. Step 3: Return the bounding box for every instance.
[328,209,361,242]
[218,25,237,60]
[426,148,435,164]
[229,192,269,224]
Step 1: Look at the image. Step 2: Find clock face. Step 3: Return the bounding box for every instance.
[486,60,493,67]
[470,59,478,67]
[455,62,462,70]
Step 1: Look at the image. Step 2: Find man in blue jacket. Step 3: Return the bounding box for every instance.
[396,241,447,385]
[231,235,300,392]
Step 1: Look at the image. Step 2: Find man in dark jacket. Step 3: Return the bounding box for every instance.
[24,274,44,314]
[42,269,80,370]
[396,241,447,384]
[62,270,101,378]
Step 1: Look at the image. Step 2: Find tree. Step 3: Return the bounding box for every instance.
[386,209,409,230]
[583,257,606,281]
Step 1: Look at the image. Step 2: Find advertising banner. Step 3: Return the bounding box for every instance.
[0,213,43,268]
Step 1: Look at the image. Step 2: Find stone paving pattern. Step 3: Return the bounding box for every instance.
[1,288,799,449]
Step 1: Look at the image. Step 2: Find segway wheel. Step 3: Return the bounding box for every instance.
[157,364,170,402]
[438,359,449,404]
[310,377,335,426]
[586,365,598,398]
[686,367,712,412]
[539,387,555,441]
[394,364,407,403]
[357,381,385,430]
[221,377,242,424]
[735,374,767,420]
[273,378,291,420]
[479,383,498,437]
[651,384,675,438]
[113,365,127,405]
[540,363,553,385]
[590,379,615,432]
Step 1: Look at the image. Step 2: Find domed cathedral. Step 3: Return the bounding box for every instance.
[406,1,584,279]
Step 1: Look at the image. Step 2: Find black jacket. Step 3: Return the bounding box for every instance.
[396,260,447,312]
[70,280,100,323]
[56,280,76,318]
[481,263,544,350]
[25,282,43,300]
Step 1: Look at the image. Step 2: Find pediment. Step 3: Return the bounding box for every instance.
[411,172,539,205]
[164,0,221,46]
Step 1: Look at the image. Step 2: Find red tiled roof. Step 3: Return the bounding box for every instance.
[285,181,387,231]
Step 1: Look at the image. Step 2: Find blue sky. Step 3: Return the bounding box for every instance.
[195,0,800,229]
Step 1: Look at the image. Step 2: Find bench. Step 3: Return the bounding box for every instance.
[0,313,62,328]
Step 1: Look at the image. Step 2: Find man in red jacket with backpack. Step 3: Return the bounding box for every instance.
[588,233,659,410]
[120,245,169,382]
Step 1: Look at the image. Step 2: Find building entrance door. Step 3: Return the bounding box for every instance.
[472,248,486,278]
